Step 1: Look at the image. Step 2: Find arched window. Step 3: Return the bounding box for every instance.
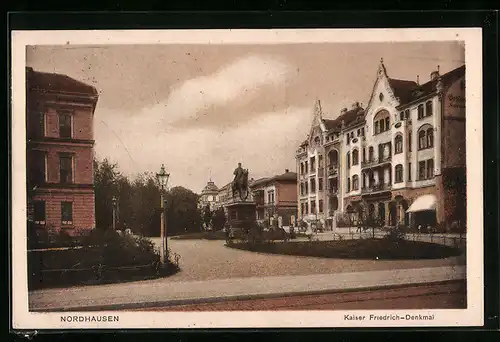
[404,109,410,119]
[417,104,424,119]
[368,146,374,161]
[418,125,433,150]
[426,128,434,148]
[346,177,351,192]
[395,164,403,183]
[425,100,433,117]
[373,110,390,134]
[399,111,404,121]
[346,152,351,168]
[395,135,403,154]
[418,130,426,150]
[352,149,359,165]
[314,136,321,145]
[352,175,359,190]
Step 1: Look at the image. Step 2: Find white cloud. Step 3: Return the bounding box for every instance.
[138,54,295,127]
[94,106,311,192]
[94,54,303,191]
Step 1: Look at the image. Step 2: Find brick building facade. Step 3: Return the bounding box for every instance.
[26,67,98,235]
[250,170,298,227]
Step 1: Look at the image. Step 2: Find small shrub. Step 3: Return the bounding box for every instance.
[384,226,407,242]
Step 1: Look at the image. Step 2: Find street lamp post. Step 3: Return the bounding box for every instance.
[156,164,170,265]
[112,196,117,231]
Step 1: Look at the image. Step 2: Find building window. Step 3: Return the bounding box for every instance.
[368,146,374,161]
[319,200,324,213]
[59,112,73,138]
[399,111,404,121]
[300,163,304,175]
[385,117,390,130]
[362,148,366,162]
[374,121,379,134]
[318,178,323,191]
[346,135,350,145]
[380,119,385,132]
[418,130,426,150]
[347,177,351,192]
[395,164,403,183]
[352,175,359,190]
[310,156,316,170]
[310,179,316,193]
[395,135,403,154]
[408,131,412,152]
[305,182,308,194]
[31,150,47,185]
[405,109,410,119]
[426,128,434,148]
[352,149,359,165]
[418,161,426,180]
[300,183,304,196]
[33,201,46,225]
[346,152,350,168]
[305,161,308,174]
[305,202,309,214]
[59,153,73,184]
[318,155,323,168]
[267,191,275,204]
[425,101,433,117]
[311,200,316,214]
[61,201,73,225]
[408,162,412,181]
[361,127,365,136]
[417,104,424,119]
[427,159,434,179]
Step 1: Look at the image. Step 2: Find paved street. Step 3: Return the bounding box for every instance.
[134,280,466,311]
[150,237,464,282]
[29,238,466,311]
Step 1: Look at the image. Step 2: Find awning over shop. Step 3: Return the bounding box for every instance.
[406,194,437,213]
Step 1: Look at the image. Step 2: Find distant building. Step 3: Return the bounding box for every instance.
[250,169,298,227]
[198,180,219,211]
[26,67,99,235]
[296,60,466,231]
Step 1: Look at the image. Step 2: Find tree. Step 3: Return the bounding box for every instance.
[164,186,201,236]
[203,203,213,231]
[212,207,226,231]
[93,158,121,231]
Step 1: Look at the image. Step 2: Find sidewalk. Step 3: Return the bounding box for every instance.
[29,265,465,312]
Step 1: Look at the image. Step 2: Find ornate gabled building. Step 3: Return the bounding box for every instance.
[296,59,466,232]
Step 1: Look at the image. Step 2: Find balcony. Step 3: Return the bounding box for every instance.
[327,164,339,176]
[361,156,392,169]
[327,188,339,196]
[361,183,392,194]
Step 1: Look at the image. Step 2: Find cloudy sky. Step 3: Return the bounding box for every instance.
[26,42,464,193]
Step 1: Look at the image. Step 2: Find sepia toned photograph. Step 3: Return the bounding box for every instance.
[11,29,483,329]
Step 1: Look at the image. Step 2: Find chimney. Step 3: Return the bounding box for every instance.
[351,101,360,109]
[285,169,289,173]
[430,66,440,81]
[341,108,348,114]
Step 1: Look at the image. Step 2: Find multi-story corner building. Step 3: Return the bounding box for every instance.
[250,169,298,227]
[26,67,99,235]
[198,180,219,211]
[296,60,466,231]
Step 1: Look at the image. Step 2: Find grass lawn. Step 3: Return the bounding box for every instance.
[227,239,462,260]
[170,231,227,240]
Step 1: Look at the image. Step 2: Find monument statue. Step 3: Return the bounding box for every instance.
[232,162,249,201]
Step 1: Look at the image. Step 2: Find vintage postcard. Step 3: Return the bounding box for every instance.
[11,28,483,329]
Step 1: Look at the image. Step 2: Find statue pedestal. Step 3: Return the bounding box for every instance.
[226,201,257,232]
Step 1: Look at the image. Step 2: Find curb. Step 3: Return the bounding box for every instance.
[30,279,466,312]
